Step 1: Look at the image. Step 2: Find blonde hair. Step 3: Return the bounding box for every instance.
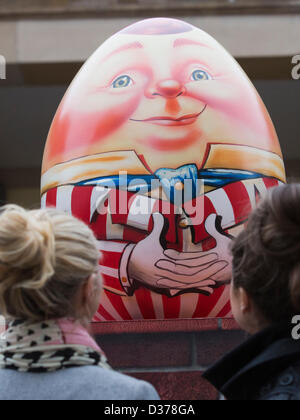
[0,205,100,321]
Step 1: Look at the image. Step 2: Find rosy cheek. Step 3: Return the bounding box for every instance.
[186,81,229,106]
[187,80,270,138]
[85,92,141,141]
[186,80,250,118]
[47,91,142,161]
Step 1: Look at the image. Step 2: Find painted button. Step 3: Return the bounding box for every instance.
[179,218,189,229]
[175,182,184,191]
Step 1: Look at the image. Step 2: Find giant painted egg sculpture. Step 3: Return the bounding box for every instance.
[41,18,286,321]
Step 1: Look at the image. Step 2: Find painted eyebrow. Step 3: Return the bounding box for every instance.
[104,42,144,60]
[173,38,212,49]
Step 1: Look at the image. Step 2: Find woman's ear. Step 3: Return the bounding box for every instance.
[82,274,98,305]
[79,272,103,322]
[239,287,251,314]
[237,287,268,334]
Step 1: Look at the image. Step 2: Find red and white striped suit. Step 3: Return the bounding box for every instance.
[42,176,281,322]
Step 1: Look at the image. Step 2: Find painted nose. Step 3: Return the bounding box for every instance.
[155,80,185,99]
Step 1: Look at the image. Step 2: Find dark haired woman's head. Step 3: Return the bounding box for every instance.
[231,184,300,334]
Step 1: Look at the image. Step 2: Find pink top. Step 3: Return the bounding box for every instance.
[55,319,103,354]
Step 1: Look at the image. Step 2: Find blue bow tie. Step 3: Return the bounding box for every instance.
[155,165,200,204]
[78,165,261,204]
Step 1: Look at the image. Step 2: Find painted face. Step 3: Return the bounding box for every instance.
[42,18,281,174]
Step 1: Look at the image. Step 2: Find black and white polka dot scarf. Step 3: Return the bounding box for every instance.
[0,319,111,373]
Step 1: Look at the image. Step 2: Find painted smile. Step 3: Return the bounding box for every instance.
[130,106,207,127]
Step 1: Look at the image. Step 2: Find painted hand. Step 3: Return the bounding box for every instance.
[156,214,233,296]
[128,213,228,296]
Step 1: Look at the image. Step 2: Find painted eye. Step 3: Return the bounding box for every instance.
[112,75,133,89]
[191,70,212,81]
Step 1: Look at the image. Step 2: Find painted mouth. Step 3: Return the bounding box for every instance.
[130,106,207,127]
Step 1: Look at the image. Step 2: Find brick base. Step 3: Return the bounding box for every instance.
[92,318,247,400]
[130,372,218,401]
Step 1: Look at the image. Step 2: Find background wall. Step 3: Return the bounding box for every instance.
[0,5,299,204]
[92,318,246,400]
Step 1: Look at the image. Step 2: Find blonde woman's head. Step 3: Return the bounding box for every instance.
[0,205,102,323]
